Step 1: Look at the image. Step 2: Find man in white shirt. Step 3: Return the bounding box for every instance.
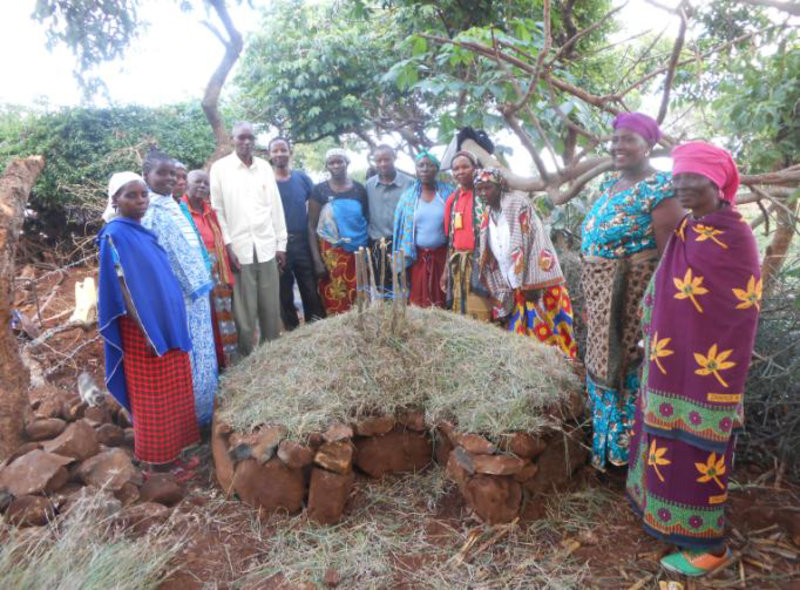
[211,122,288,356]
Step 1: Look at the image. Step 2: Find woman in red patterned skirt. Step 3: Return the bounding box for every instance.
[98,172,199,469]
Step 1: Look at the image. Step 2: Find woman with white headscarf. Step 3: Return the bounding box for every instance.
[307,148,370,314]
[97,171,199,473]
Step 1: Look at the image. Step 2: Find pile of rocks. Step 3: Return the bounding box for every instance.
[0,385,185,531]
[212,409,586,526]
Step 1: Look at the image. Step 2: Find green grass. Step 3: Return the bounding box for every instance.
[218,304,579,438]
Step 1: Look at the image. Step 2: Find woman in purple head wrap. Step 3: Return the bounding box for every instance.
[580,112,684,472]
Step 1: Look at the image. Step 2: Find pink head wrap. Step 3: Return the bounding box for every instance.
[612,112,661,146]
[672,141,740,204]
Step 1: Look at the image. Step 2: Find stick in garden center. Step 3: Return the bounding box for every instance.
[379,238,387,295]
[356,247,365,314]
[391,252,399,334]
[366,246,379,306]
[399,251,408,317]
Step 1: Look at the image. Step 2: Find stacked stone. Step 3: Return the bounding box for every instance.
[213,407,587,526]
[213,411,434,525]
[0,385,185,531]
[443,426,587,524]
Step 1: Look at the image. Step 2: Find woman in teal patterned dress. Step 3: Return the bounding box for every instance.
[581,113,684,471]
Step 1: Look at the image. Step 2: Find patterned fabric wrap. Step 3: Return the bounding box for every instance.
[641,208,760,452]
[588,370,639,469]
[317,199,368,253]
[318,239,357,314]
[393,181,453,271]
[409,246,447,308]
[473,167,506,188]
[507,285,577,358]
[448,251,493,321]
[581,171,674,258]
[208,252,238,369]
[119,316,200,464]
[142,194,218,426]
[415,149,440,168]
[583,249,657,469]
[478,191,565,318]
[178,200,212,273]
[627,397,734,550]
[181,196,235,285]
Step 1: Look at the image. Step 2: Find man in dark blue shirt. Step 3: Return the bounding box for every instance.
[269,137,326,330]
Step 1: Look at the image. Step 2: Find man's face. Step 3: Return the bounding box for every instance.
[233,125,256,161]
[374,149,396,178]
[269,140,291,169]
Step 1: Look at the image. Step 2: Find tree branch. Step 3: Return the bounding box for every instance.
[739,0,800,16]
[202,0,244,165]
[657,2,688,123]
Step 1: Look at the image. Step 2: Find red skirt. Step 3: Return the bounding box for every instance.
[409,246,447,308]
[119,316,200,464]
[318,240,357,315]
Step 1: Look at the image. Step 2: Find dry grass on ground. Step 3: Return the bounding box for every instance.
[218,304,579,438]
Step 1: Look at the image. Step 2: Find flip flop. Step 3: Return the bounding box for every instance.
[660,547,733,577]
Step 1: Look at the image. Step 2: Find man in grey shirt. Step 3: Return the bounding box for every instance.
[365,144,414,294]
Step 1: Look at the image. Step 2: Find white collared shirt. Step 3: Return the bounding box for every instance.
[210,152,288,265]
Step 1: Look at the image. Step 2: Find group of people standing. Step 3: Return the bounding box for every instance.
[98,113,761,578]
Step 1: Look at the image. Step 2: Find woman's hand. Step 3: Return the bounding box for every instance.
[524,289,542,303]
[439,270,448,293]
[227,245,241,272]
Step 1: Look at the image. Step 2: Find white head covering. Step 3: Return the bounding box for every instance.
[103,171,145,222]
[324,148,350,164]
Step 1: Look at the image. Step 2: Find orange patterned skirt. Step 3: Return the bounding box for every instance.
[318,240,357,315]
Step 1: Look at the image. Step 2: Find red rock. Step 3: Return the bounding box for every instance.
[323,568,341,588]
[307,432,325,449]
[307,467,353,525]
[211,413,235,495]
[139,473,184,506]
[43,419,100,460]
[353,416,395,437]
[456,433,496,455]
[5,441,41,465]
[118,502,170,535]
[62,488,122,518]
[25,418,67,441]
[397,411,426,432]
[513,461,539,483]
[277,440,314,469]
[323,423,353,443]
[0,449,73,496]
[464,475,522,524]
[232,458,305,515]
[116,408,133,429]
[507,432,547,460]
[95,423,125,447]
[314,441,354,474]
[6,495,55,526]
[33,399,62,420]
[77,448,138,491]
[523,430,587,493]
[445,450,471,490]
[229,425,287,464]
[354,429,432,478]
[437,420,457,443]
[433,430,454,466]
[62,399,87,422]
[84,404,113,425]
[471,454,526,476]
[114,482,141,506]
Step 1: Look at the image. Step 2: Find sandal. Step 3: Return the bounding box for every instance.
[660,547,732,577]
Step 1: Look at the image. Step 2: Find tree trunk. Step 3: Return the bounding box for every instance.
[0,156,45,461]
[202,0,244,166]
[762,197,798,295]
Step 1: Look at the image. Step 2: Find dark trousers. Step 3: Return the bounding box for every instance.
[279,233,326,330]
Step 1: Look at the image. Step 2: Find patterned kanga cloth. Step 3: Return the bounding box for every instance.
[318,239,357,315]
[582,249,658,469]
[627,207,761,549]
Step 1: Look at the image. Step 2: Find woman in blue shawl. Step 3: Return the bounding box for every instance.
[140,149,218,427]
[98,172,199,466]
[393,150,453,307]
